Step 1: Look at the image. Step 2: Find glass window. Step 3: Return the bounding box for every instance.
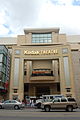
[4,100,10,103]
[14,89,17,93]
[36,34,40,37]
[15,50,21,55]
[40,34,44,37]
[32,38,35,40]
[68,98,76,102]
[0,72,2,81]
[11,100,16,103]
[32,41,35,43]
[62,48,68,54]
[61,98,67,102]
[44,40,48,43]
[0,54,3,62]
[32,34,36,37]
[24,71,27,75]
[47,37,51,40]
[48,34,52,37]
[54,98,60,102]
[32,33,52,43]
[48,40,52,43]
[2,74,6,82]
[50,96,53,99]
[66,88,71,92]
[43,34,47,37]
[39,40,44,43]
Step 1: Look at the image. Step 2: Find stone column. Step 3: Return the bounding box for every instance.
[18,58,24,101]
[59,57,66,96]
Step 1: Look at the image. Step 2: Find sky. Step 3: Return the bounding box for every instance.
[0,0,80,37]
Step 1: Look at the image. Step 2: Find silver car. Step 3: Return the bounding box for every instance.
[0,100,24,110]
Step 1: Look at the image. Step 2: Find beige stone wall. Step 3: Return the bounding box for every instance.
[32,60,52,69]
[0,28,80,102]
[67,35,80,42]
[8,28,77,101]
[52,32,59,43]
[0,37,17,45]
[25,33,32,44]
[52,60,59,82]
[50,84,59,94]
[58,34,66,43]
[17,35,26,46]
[71,51,80,106]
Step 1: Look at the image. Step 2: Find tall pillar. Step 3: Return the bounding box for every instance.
[59,57,66,96]
[18,58,24,101]
[9,56,15,100]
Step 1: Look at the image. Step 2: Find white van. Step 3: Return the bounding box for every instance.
[42,95,64,102]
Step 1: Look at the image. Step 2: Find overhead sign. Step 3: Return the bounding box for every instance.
[24,49,58,55]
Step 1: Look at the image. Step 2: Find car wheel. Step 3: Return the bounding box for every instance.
[14,105,19,110]
[66,106,73,112]
[0,105,2,109]
[45,106,50,112]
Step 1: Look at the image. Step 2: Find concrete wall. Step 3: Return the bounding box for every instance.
[0,37,17,45]
[67,35,80,43]
[71,51,80,106]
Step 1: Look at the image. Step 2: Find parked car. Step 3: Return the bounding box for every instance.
[34,95,64,108]
[41,97,78,112]
[0,100,25,110]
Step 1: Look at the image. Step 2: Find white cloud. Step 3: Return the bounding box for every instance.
[0,0,48,36]
[0,25,9,35]
[38,1,80,34]
[50,0,74,5]
[0,0,80,36]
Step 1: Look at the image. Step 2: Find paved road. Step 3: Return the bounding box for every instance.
[0,108,80,120]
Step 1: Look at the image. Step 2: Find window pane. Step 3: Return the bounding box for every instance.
[44,40,48,43]
[39,40,43,43]
[32,34,36,37]
[48,40,52,43]
[62,48,68,54]
[32,40,35,43]
[32,33,52,43]
[61,98,67,102]
[0,54,3,62]
[48,34,52,37]
[32,38,35,41]
[39,34,43,37]
[43,34,47,37]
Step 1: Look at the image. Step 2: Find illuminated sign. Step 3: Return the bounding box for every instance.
[24,49,58,55]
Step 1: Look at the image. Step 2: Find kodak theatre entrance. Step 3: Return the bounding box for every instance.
[36,86,50,97]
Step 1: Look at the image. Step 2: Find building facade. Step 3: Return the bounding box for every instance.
[0,28,80,105]
[0,45,10,99]
[9,28,75,101]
